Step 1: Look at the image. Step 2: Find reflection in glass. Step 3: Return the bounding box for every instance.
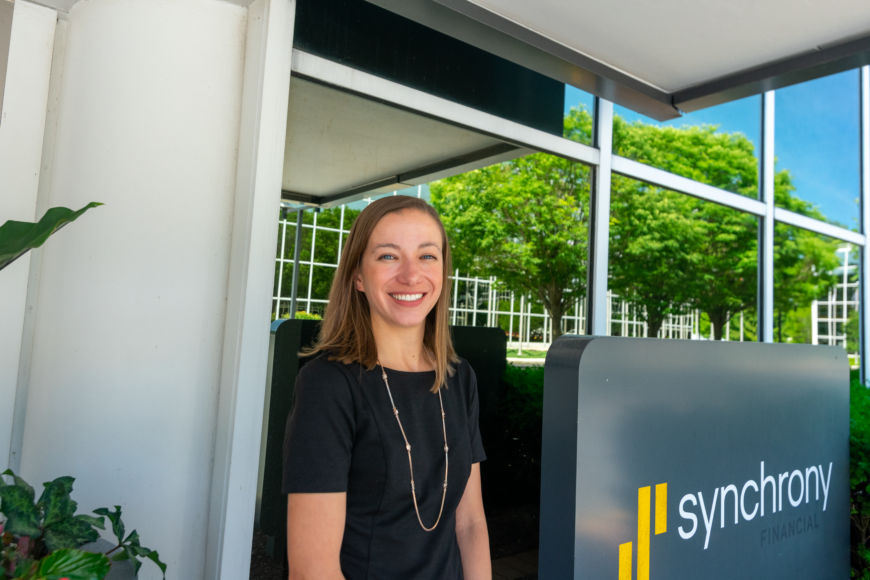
[563,85,595,145]
[431,152,590,345]
[775,70,859,228]
[609,176,758,341]
[772,224,853,358]
[612,96,761,196]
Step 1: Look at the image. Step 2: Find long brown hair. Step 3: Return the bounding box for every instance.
[305,196,458,392]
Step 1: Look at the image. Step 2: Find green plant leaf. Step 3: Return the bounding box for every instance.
[1,470,35,500]
[36,548,110,580]
[74,515,105,531]
[13,557,37,580]
[43,516,99,552]
[110,546,143,575]
[144,550,167,577]
[92,507,123,545]
[38,477,77,528]
[122,530,138,546]
[0,485,41,537]
[0,203,103,272]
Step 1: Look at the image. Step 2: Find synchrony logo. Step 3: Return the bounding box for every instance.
[617,461,833,579]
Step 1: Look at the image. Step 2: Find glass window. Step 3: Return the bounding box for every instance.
[773,225,855,357]
[612,96,761,196]
[563,85,595,145]
[774,70,860,229]
[609,175,758,341]
[430,152,590,349]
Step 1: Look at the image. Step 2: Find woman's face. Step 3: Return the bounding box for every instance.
[355,209,444,332]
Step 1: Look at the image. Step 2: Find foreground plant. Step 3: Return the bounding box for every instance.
[0,203,102,272]
[0,471,165,580]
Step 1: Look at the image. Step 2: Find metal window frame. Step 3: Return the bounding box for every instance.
[759,92,776,343]
[861,66,870,384]
[288,49,868,355]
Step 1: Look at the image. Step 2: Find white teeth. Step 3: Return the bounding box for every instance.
[391,293,424,302]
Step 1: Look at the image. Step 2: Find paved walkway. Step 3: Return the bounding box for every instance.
[492,549,538,580]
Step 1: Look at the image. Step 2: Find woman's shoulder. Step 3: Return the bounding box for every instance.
[296,352,358,394]
[450,356,477,387]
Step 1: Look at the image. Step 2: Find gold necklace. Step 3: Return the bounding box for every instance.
[377,361,449,532]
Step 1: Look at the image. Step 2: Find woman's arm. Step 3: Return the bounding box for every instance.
[455,463,491,580]
[287,492,347,580]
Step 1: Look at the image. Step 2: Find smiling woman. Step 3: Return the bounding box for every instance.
[282,196,491,580]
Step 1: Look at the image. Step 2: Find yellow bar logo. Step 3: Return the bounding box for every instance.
[619,483,667,580]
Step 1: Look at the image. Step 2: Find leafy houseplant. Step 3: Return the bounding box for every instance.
[0,471,165,580]
[1,204,166,579]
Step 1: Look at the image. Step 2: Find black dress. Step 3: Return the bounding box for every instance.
[282,353,486,579]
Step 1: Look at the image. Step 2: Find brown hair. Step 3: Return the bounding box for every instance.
[305,196,458,392]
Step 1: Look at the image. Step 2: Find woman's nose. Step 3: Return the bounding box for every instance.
[396,258,421,284]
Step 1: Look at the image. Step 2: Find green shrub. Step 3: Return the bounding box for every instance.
[853,372,870,577]
[282,311,322,320]
[494,364,545,506]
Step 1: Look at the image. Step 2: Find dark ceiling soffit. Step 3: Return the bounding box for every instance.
[365,0,680,122]
[368,0,870,119]
[280,144,520,207]
[674,34,870,112]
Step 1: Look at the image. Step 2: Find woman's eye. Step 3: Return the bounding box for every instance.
[422,254,438,261]
[379,254,397,261]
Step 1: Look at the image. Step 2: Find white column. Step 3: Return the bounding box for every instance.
[12,2,294,580]
[587,98,613,335]
[207,0,295,578]
[0,0,57,474]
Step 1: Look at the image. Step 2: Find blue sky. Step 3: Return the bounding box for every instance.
[565,70,861,229]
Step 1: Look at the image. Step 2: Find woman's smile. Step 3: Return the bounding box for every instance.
[389,292,426,305]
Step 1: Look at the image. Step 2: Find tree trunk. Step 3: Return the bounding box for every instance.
[708,311,729,341]
[647,317,664,339]
[549,300,565,341]
[540,283,565,341]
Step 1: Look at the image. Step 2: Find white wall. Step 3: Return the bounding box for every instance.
[0,0,57,473]
[18,1,249,578]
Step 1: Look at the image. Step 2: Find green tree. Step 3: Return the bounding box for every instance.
[611,120,759,339]
[608,177,706,337]
[612,118,840,341]
[771,171,841,343]
[431,107,593,339]
[433,109,841,343]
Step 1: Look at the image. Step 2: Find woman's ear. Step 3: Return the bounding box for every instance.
[354,268,365,292]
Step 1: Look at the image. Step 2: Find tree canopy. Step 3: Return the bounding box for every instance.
[430,133,591,338]
[432,106,842,341]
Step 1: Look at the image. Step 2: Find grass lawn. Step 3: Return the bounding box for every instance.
[506,349,548,359]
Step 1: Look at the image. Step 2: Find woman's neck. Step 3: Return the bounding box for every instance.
[370,316,432,372]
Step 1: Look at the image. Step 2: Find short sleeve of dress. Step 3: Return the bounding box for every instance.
[282,358,355,494]
[467,366,487,464]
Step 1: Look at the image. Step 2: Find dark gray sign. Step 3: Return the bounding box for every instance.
[539,336,849,580]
